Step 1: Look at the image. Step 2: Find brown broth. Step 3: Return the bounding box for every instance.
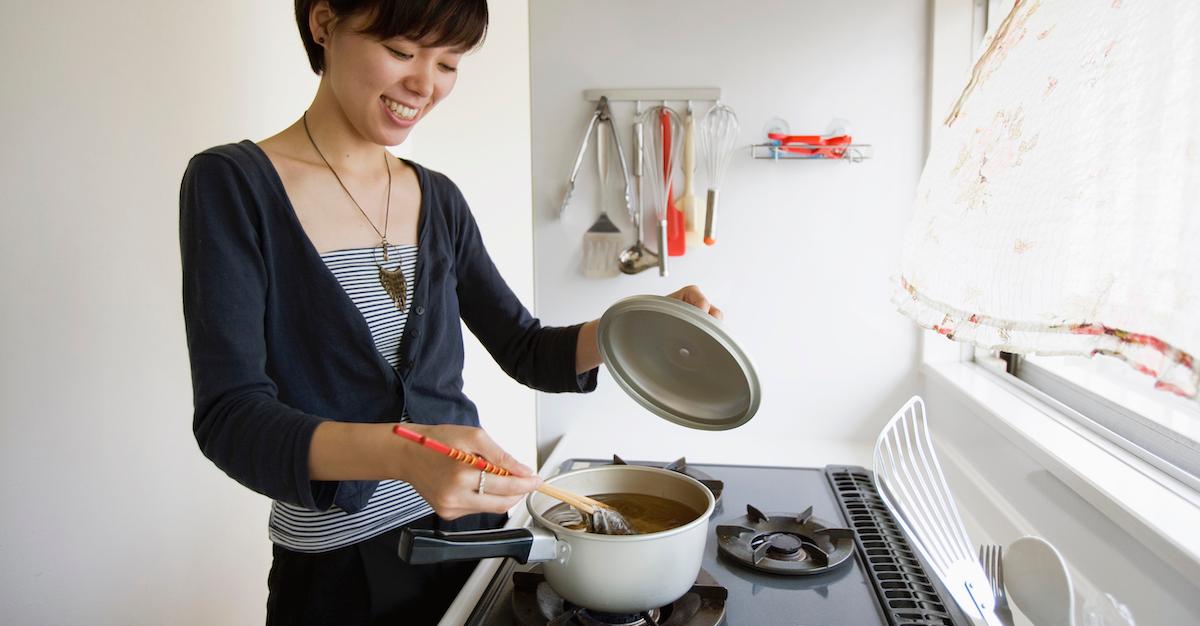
[542,493,702,535]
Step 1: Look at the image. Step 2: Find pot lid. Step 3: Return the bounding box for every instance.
[597,295,760,430]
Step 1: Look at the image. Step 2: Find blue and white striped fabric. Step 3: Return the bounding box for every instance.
[268,243,434,553]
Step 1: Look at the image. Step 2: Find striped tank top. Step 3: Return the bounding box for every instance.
[268,243,434,552]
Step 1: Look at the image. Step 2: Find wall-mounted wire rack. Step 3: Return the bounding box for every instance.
[750,142,873,162]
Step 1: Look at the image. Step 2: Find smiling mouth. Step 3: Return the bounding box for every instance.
[382,96,419,121]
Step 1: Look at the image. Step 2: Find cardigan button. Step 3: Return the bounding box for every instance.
[415,306,425,315]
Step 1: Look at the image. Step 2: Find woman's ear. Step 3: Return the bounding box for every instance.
[309,0,335,45]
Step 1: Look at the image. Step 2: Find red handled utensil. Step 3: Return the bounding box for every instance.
[392,424,511,475]
[390,425,630,532]
[663,108,685,257]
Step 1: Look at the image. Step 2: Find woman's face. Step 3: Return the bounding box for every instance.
[323,13,464,146]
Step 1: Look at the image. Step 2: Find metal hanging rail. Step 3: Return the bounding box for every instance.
[582,88,721,103]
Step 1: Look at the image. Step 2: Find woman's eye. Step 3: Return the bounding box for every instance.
[439,63,458,73]
[386,47,413,60]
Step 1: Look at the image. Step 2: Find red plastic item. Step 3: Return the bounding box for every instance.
[663,109,685,257]
[767,133,852,158]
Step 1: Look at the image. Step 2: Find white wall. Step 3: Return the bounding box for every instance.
[529,0,928,459]
[0,1,531,624]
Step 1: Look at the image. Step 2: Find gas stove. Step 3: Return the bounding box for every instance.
[463,458,968,626]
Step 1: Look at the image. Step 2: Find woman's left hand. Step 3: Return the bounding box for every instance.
[666,285,723,320]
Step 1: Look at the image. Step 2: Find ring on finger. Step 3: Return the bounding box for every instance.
[477,469,487,495]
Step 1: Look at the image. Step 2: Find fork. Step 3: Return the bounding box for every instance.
[980,544,1016,626]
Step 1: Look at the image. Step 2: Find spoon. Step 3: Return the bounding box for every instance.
[1005,536,1076,626]
[620,102,659,275]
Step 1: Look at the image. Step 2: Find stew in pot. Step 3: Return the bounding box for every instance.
[543,493,703,535]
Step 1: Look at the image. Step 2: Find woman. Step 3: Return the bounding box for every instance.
[179,0,721,624]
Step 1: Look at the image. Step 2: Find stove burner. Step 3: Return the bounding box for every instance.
[575,608,660,626]
[716,504,855,575]
[510,565,728,626]
[610,455,724,504]
[757,531,805,559]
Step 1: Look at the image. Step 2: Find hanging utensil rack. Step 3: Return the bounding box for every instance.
[575,89,722,278]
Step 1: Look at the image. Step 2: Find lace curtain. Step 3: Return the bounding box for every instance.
[896,0,1200,398]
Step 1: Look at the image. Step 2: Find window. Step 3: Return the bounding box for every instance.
[987,349,1200,493]
[915,0,1200,498]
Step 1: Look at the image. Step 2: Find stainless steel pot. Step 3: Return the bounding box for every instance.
[398,465,716,613]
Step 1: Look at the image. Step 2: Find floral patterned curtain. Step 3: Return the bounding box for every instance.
[896,0,1200,398]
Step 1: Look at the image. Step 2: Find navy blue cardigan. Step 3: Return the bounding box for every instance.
[179,141,596,514]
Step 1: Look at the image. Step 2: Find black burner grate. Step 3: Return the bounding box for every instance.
[825,466,956,626]
[716,504,855,575]
[610,455,724,504]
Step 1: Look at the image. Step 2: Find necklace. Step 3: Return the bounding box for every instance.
[303,112,408,311]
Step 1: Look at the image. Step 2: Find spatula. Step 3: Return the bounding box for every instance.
[680,105,701,247]
[581,117,625,278]
[873,396,1007,626]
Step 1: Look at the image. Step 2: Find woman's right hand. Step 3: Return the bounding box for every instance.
[396,423,543,520]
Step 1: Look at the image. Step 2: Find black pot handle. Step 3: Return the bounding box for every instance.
[398,527,536,564]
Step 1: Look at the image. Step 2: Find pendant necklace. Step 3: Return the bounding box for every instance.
[303,112,408,311]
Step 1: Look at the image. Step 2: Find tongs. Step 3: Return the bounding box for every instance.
[560,96,633,219]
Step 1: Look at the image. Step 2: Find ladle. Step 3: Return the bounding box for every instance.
[619,101,658,275]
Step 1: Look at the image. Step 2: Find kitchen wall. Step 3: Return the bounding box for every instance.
[529,0,928,459]
[0,1,532,623]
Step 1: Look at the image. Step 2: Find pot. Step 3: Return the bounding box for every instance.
[398,465,716,613]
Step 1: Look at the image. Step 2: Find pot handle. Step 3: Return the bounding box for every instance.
[399,527,544,564]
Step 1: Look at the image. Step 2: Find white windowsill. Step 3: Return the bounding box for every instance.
[924,359,1200,583]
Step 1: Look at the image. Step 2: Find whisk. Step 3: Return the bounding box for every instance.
[698,103,740,246]
[640,105,682,277]
[873,396,1006,626]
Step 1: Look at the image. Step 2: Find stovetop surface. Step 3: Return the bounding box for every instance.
[465,459,934,626]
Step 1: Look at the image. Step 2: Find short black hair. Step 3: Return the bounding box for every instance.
[296,0,489,74]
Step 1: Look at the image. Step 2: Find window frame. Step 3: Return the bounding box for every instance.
[992,352,1200,496]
